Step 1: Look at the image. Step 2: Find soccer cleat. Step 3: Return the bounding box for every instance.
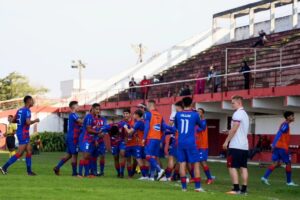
[119,174,124,179]
[206,179,214,185]
[194,188,205,192]
[182,189,187,192]
[240,192,248,196]
[287,182,299,187]
[0,167,7,175]
[28,172,37,176]
[77,175,84,178]
[159,176,168,182]
[138,176,149,181]
[226,190,240,195]
[88,175,96,178]
[53,167,60,176]
[97,172,104,177]
[148,177,155,181]
[157,169,165,181]
[261,177,271,185]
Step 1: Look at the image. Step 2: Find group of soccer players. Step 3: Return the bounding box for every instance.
[0,95,298,194]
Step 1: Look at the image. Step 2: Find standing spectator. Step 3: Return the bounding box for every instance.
[128,77,137,100]
[4,115,17,158]
[223,95,249,195]
[140,76,151,100]
[252,30,268,47]
[179,85,191,96]
[207,66,221,93]
[195,72,206,94]
[239,60,251,90]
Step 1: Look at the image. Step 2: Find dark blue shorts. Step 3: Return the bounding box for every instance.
[125,146,137,158]
[145,139,161,157]
[177,147,200,163]
[198,148,209,162]
[80,141,95,153]
[135,146,146,159]
[272,148,291,164]
[66,140,79,155]
[17,132,30,145]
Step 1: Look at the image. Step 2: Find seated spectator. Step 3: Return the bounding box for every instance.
[128,77,137,100]
[239,60,251,90]
[179,84,191,96]
[252,30,268,47]
[195,72,206,94]
[140,75,151,100]
[207,66,221,93]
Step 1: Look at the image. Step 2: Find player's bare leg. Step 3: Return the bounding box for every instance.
[240,167,248,194]
[227,168,240,194]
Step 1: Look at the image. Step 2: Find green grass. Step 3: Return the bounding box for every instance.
[0,152,299,200]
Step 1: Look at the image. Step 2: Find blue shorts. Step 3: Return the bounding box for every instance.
[66,140,79,155]
[272,148,291,164]
[159,144,165,158]
[198,148,209,162]
[135,146,146,159]
[145,139,161,157]
[169,145,177,158]
[80,141,95,153]
[96,142,106,156]
[125,146,136,158]
[177,147,200,163]
[17,132,30,145]
[111,141,126,156]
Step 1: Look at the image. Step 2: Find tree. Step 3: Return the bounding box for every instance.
[0,72,49,101]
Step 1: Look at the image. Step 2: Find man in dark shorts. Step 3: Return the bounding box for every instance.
[223,95,249,195]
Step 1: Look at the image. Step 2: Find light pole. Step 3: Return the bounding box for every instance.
[71,60,86,92]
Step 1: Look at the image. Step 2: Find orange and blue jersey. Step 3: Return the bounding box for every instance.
[82,114,99,144]
[133,120,145,147]
[15,107,31,145]
[143,110,164,141]
[195,119,208,149]
[272,121,290,151]
[67,112,81,145]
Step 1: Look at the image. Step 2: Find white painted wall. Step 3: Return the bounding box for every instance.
[255,113,300,135]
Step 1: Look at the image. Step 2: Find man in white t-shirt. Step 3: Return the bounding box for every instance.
[223,95,249,195]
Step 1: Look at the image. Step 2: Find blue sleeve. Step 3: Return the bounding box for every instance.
[197,120,207,132]
[143,112,151,140]
[86,115,92,126]
[195,114,203,130]
[26,109,31,120]
[100,124,111,133]
[272,123,289,147]
[162,119,176,134]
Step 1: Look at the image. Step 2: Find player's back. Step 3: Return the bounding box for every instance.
[175,110,201,149]
[16,107,31,134]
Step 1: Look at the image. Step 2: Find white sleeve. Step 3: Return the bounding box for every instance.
[232,111,242,123]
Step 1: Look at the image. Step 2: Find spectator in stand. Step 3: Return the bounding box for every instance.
[239,60,251,90]
[128,77,137,100]
[207,66,221,93]
[140,75,151,100]
[179,84,192,96]
[195,72,206,94]
[252,30,268,47]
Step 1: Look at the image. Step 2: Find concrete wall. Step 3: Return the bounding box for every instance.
[255,113,300,135]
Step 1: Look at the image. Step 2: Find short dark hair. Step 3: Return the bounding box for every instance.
[110,125,119,136]
[182,97,193,107]
[8,115,13,118]
[23,95,33,103]
[134,109,144,118]
[92,103,100,108]
[284,111,294,119]
[123,108,131,113]
[148,99,156,104]
[69,101,78,108]
[198,108,205,114]
[175,101,184,109]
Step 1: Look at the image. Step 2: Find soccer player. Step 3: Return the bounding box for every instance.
[5,115,17,158]
[174,97,205,192]
[261,111,298,186]
[53,101,82,176]
[108,123,123,177]
[143,100,167,181]
[223,95,249,195]
[161,100,183,182]
[91,114,107,176]
[78,103,102,177]
[121,109,136,178]
[196,108,215,184]
[124,109,149,180]
[0,95,40,175]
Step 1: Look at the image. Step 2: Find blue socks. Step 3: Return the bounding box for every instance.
[2,153,21,170]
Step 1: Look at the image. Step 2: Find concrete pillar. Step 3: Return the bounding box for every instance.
[230,13,236,41]
[249,8,255,37]
[270,2,276,33]
[292,0,298,29]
